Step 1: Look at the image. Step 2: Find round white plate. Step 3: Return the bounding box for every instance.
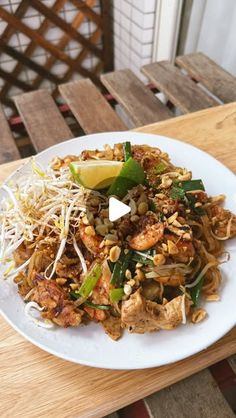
[0,132,236,369]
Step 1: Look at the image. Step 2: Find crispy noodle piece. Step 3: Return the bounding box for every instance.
[101,316,122,341]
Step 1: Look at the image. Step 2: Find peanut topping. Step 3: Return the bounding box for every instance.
[137,202,149,216]
[153,254,166,266]
[109,245,121,262]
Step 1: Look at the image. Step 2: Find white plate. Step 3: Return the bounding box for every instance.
[0,132,236,369]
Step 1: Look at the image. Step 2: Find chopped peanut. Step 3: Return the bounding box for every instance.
[56,278,67,285]
[109,245,121,262]
[125,269,132,280]
[70,283,79,290]
[167,240,179,255]
[153,254,166,266]
[95,224,109,236]
[137,202,149,216]
[167,212,178,224]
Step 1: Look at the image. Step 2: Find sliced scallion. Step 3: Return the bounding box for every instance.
[110,288,124,303]
[155,162,167,174]
[123,141,132,161]
[78,263,102,299]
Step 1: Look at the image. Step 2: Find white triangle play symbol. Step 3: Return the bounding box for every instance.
[109,197,131,222]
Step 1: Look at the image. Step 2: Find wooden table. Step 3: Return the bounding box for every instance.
[0,103,236,418]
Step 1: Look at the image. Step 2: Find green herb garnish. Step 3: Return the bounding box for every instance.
[77,263,102,299]
[190,276,205,306]
[155,162,167,174]
[110,250,133,286]
[110,288,124,303]
[123,141,132,161]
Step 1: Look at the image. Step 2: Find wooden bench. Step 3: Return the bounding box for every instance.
[0,52,234,158]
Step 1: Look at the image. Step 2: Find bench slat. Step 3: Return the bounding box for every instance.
[142,61,218,113]
[59,79,127,133]
[101,69,172,126]
[14,90,72,152]
[176,52,236,103]
[144,368,235,418]
[0,104,20,163]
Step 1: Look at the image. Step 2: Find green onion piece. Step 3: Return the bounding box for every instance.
[107,259,115,273]
[110,250,133,286]
[170,179,205,201]
[181,179,205,192]
[170,185,185,200]
[132,254,154,266]
[107,158,145,198]
[84,301,110,310]
[132,249,155,266]
[155,162,167,174]
[69,291,80,300]
[123,141,132,161]
[132,256,153,266]
[187,194,205,216]
[159,212,165,221]
[118,250,133,286]
[110,288,124,303]
[144,178,151,187]
[78,263,102,299]
[190,276,204,306]
[149,199,156,212]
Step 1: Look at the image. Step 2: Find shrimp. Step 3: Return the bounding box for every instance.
[84,306,106,321]
[129,214,164,251]
[79,223,103,255]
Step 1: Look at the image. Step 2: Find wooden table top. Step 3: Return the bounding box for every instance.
[0,103,236,418]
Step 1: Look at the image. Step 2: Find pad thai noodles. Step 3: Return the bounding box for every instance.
[0,142,235,340]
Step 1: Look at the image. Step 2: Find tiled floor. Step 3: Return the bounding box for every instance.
[103,356,236,418]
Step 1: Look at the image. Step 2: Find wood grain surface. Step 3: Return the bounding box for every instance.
[101,69,172,126]
[176,52,236,103]
[14,89,73,152]
[0,104,20,163]
[142,61,218,113]
[135,102,236,174]
[0,103,236,418]
[59,79,127,133]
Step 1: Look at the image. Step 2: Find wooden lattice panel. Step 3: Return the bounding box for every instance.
[0,0,113,113]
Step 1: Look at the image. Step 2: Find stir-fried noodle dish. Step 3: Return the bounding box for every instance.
[1,142,235,340]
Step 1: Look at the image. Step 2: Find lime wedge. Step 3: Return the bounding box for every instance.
[70,160,123,190]
[107,157,145,198]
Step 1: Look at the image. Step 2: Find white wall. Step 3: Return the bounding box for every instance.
[184,0,236,76]
[113,0,157,80]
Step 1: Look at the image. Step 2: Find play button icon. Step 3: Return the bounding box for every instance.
[109,197,131,222]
